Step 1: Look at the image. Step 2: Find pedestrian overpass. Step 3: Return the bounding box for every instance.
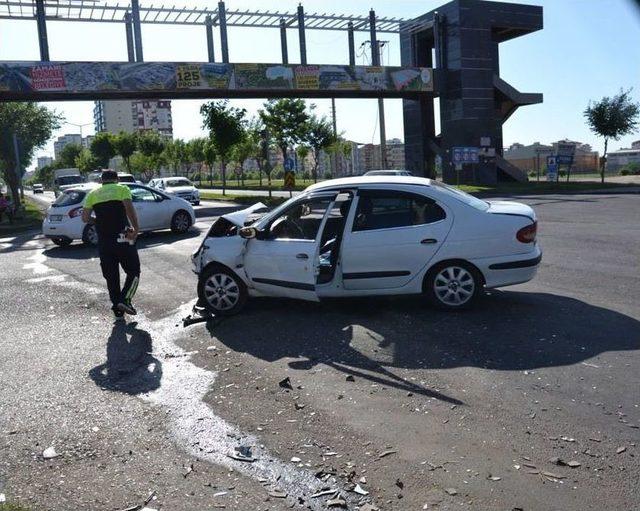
[0,0,543,184]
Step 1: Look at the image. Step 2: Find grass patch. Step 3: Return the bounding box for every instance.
[0,503,32,511]
[0,197,45,236]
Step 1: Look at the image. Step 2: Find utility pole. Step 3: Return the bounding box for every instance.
[331,98,338,176]
[363,38,389,169]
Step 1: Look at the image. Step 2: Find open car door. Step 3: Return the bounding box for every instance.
[242,192,339,301]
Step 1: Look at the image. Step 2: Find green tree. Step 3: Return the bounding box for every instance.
[186,137,207,184]
[75,148,100,174]
[584,88,640,183]
[244,117,267,187]
[0,103,61,209]
[200,100,246,195]
[203,139,217,186]
[230,129,254,187]
[259,98,310,167]
[57,143,83,168]
[128,152,152,180]
[305,115,337,182]
[163,138,187,177]
[90,132,116,168]
[296,145,310,182]
[113,131,137,172]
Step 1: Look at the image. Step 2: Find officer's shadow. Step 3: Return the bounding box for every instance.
[89,321,162,395]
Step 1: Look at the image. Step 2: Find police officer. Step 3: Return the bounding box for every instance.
[82,169,141,320]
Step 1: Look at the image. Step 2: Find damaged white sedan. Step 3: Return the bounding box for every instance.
[191,176,541,315]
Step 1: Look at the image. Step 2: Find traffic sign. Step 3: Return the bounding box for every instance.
[547,155,558,181]
[284,157,295,172]
[284,171,295,190]
[452,146,479,165]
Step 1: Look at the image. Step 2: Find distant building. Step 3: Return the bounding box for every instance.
[53,133,93,160]
[36,156,53,169]
[607,140,640,172]
[504,139,599,174]
[94,100,173,138]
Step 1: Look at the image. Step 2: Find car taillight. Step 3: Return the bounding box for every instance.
[516,221,537,243]
[69,207,83,218]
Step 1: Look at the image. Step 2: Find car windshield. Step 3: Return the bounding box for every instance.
[166,179,192,187]
[431,181,489,211]
[52,190,86,207]
[57,175,83,186]
[118,175,136,183]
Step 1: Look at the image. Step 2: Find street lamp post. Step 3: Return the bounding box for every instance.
[64,121,93,144]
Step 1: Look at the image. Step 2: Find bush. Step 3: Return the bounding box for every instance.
[323,170,333,179]
[620,169,630,176]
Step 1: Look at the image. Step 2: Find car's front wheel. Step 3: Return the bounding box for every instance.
[171,210,192,234]
[424,261,483,310]
[198,265,248,316]
[82,224,99,247]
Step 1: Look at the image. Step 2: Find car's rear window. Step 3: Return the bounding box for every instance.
[431,181,489,211]
[52,190,86,207]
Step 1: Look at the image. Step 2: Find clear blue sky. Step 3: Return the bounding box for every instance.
[1,0,639,166]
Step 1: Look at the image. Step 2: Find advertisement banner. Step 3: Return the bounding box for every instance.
[0,61,434,97]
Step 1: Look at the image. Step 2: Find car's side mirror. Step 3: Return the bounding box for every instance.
[239,226,258,239]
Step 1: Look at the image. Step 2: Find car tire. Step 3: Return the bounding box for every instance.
[51,237,72,247]
[424,261,483,311]
[171,210,192,234]
[193,201,200,206]
[82,224,99,247]
[197,265,248,316]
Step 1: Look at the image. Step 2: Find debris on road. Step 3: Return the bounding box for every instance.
[183,463,194,477]
[268,489,287,498]
[0,494,5,503]
[310,488,338,498]
[42,446,59,459]
[290,456,302,463]
[326,493,347,508]
[228,445,256,462]
[345,375,355,382]
[487,475,502,481]
[279,377,293,390]
[353,483,369,495]
[445,488,458,496]
[359,504,379,511]
[617,446,627,454]
[378,449,397,458]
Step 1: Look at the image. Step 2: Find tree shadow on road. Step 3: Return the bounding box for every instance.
[89,321,162,395]
[205,290,639,405]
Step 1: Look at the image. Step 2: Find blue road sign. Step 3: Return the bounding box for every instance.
[452,147,479,164]
[284,157,295,172]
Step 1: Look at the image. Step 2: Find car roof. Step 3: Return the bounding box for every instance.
[306,175,433,192]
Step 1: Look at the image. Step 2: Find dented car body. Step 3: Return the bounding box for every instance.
[192,176,541,314]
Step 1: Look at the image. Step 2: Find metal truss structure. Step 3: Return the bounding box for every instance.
[0,0,405,32]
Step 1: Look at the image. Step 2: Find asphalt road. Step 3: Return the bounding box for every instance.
[1,192,638,510]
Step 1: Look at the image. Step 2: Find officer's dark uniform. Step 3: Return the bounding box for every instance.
[84,183,140,311]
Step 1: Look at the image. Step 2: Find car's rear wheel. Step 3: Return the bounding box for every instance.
[424,261,482,310]
[51,237,72,247]
[198,265,247,316]
[171,210,191,234]
[82,224,99,247]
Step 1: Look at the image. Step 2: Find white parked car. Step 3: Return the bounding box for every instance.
[192,176,541,315]
[43,183,196,247]
[32,183,44,193]
[148,177,200,205]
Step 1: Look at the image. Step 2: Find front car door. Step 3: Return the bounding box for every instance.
[340,188,453,290]
[243,193,337,300]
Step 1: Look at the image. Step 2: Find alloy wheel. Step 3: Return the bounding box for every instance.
[203,273,240,311]
[433,266,475,306]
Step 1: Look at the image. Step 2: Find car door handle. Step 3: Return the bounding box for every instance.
[421,238,438,244]
[296,253,309,259]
